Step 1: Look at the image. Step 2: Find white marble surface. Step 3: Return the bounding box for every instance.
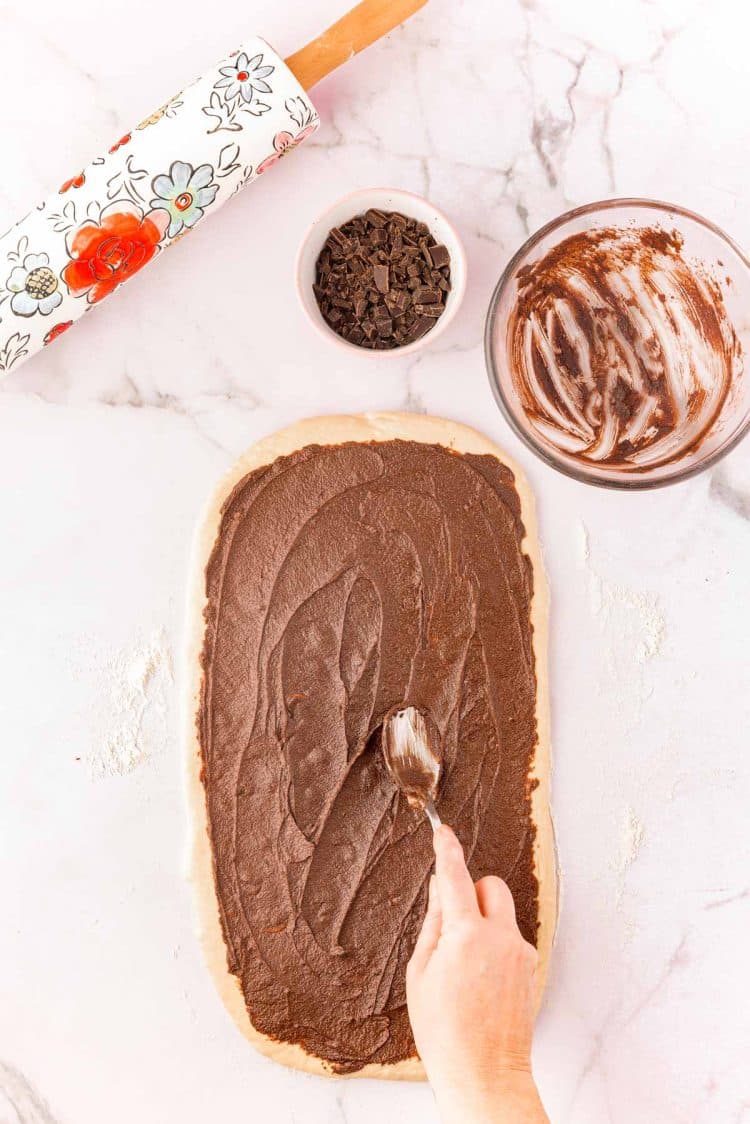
[1,1,749,1121]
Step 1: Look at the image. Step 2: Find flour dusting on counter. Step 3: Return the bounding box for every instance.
[613,805,645,912]
[616,805,645,875]
[89,629,173,777]
[578,521,666,728]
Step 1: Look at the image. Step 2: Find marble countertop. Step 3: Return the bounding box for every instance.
[1,0,748,1121]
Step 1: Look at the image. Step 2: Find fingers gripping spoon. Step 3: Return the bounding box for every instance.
[382,707,443,830]
[0,0,428,375]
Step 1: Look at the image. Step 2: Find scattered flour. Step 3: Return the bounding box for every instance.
[578,519,666,729]
[613,804,645,913]
[589,572,666,665]
[88,629,173,778]
[616,805,645,875]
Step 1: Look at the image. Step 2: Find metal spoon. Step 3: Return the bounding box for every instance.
[382,706,442,831]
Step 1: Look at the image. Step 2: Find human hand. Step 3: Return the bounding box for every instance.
[406,825,548,1124]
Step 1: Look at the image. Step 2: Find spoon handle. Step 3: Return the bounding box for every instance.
[425,799,442,832]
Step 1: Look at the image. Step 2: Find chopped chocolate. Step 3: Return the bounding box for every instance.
[429,243,451,269]
[373,263,390,294]
[313,208,452,349]
[386,290,411,315]
[404,318,431,342]
[413,287,441,304]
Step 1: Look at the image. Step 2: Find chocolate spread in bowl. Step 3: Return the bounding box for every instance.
[506,226,740,470]
[198,440,539,1073]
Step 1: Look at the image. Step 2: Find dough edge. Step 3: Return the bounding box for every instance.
[184,411,558,1082]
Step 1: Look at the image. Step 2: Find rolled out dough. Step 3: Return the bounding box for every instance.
[184,412,557,1080]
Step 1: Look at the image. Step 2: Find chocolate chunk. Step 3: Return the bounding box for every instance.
[313,209,452,350]
[406,316,434,341]
[373,263,390,294]
[429,243,450,269]
[413,287,441,304]
[420,240,433,266]
[386,290,411,315]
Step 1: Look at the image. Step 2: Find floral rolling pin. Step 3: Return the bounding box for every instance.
[0,37,318,373]
[0,1,428,375]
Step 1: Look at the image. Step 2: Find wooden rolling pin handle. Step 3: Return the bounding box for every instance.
[285,0,428,90]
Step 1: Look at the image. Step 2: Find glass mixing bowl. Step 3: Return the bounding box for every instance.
[485,199,750,489]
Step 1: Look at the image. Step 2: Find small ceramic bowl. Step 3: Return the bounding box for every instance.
[296,187,467,357]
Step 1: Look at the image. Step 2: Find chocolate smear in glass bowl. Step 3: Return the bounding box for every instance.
[314,209,451,349]
[506,226,740,471]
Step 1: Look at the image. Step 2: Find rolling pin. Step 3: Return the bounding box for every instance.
[0,0,427,374]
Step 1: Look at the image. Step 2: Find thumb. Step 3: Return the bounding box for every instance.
[408,876,442,975]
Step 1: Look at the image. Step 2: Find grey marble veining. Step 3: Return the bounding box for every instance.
[0,2,748,1123]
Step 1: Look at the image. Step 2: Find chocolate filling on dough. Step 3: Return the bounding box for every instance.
[198,440,539,1073]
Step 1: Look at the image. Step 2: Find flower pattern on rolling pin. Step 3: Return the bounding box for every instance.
[257,125,318,174]
[137,96,184,131]
[62,205,169,304]
[5,252,63,316]
[216,52,274,104]
[44,321,73,345]
[60,173,86,193]
[203,50,276,133]
[150,161,219,238]
[0,332,30,372]
[109,134,132,154]
[0,37,318,373]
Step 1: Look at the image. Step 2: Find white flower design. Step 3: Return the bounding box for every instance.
[5,253,63,316]
[150,161,219,238]
[215,52,274,104]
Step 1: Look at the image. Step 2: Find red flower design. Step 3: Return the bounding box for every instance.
[62,206,169,304]
[44,321,73,345]
[257,125,317,174]
[60,172,86,193]
[109,133,132,153]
